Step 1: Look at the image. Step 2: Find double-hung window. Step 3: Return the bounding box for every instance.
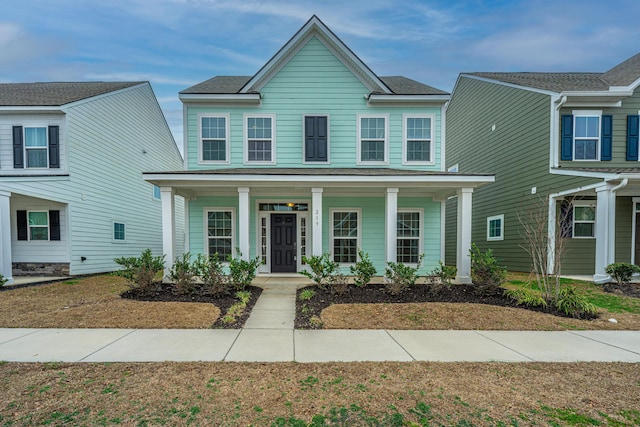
[331,209,360,264]
[403,115,434,164]
[358,115,388,164]
[487,214,504,241]
[200,115,229,163]
[28,211,49,240]
[561,111,611,162]
[245,114,275,164]
[16,210,60,241]
[206,209,235,260]
[25,127,48,168]
[397,210,422,263]
[573,203,595,238]
[574,113,600,161]
[113,222,126,241]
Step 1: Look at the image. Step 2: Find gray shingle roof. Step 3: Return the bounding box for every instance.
[467,52,640,92]
[181,75,447,95]
[0,82,144,106]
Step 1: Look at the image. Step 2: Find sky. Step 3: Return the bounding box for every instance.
[2,0,639,153]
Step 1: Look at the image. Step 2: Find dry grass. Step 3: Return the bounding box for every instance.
[1,362,638,426]
[0,275,219,329]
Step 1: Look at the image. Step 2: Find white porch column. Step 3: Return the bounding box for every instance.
[594,185,615,283]
[385,188,398,263]
[161,186,176,281]
[312,188,323,256]
[238,187,250,260]
[456,188,473,284]
[0,191,14,284]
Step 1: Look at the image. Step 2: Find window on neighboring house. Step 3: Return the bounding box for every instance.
[404,115,433,164]
[206,209,234,260]
[304,115,328,162]
[16,210,60,241]
[331,210,359,263]
[12,125,60,169]
[153,185,161,200]
[200,115,229,163]
[25,127,48,168]
[113,222,126,241]
[245,115,275,163]
[397,210,422,263]
[487,214,504,241]
[358,116,387,163]
[561,111,611,162]
[573,204,595,238]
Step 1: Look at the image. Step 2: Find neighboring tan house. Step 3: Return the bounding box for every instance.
[445,53,640,282]
[144,16,493,282]
[0,81,184,284]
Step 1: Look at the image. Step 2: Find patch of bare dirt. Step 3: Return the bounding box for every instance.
[603,282,640,298]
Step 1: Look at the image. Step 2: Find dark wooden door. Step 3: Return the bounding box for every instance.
[271,214,297,273]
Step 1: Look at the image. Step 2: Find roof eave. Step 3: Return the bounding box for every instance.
[179,93,262,104]
[0,106,64,112]
[561,90,633,108]
[367,94,450,104]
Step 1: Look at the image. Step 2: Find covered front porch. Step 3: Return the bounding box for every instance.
[144,169,494,283]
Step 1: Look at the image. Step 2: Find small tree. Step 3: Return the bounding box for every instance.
[350,248,377,287]
[114,249,165,291]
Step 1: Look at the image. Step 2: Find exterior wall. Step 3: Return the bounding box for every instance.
[185,37,443,171]
[1,84,184,275]
[446,76,600,273]
[615,196,633,264]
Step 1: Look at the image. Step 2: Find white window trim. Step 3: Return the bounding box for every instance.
[329,208,361,266]
[572,201,596,239]
[198,113,231,165]
[356,114,389,165]
[244,113,276,165]
[486,214,504,241]
[112,221,126,243]
[572,110,602,162]
[24,126,49,169]
[402,114,435,166]
[204,207,236,260]
[397,208,424,265]
[27,210,50,241]
[302,114,330,164]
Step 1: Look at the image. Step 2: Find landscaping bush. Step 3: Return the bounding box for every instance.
[168,252,198,294]
[300,253,339,288]
[555,286,598,319]
[228,250,262,291]
[469,243,506,294]
[114,249,165,291]
[349,248,377,287]
[605,262,640,285]
[384,254,424,295]
[428,261,456,289]
[0,274,7,287]
[194,253,229,295]
[328,272,349,295]
[504,287,547,308]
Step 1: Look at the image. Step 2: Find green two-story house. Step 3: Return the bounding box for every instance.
[145,16,493,282]
[445,53,640,282]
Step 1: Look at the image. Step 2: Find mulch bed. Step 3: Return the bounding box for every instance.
[122,283,262,328]
[295,283,594,329]
[602,282,640,298]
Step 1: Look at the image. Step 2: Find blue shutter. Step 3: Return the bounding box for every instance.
[561,115,573,161]
[627,115,639,161]
[304,116,328,162]
[13,126,24,168]
[600,115,612,161]
[48,126,60,168]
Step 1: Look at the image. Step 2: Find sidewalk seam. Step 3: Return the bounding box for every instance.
[473,331,535,361]
[222,329,244,361]
[384,330,416,361]
[567,331,640,356]
[0,328,45,346]
[78,329,138,362]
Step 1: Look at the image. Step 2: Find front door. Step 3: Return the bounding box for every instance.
[271,214,297,273]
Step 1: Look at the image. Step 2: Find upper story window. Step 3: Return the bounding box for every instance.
[403,115,434,164]
[561,111,612,162]
[199,115,229,163]
[12,125,60,169]
[357,115,388,164]
[245,114,276,164]
[304,115,329,163]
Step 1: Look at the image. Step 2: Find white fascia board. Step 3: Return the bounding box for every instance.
[0,106,63,112]
[367,94,450,104]
[178,94,261,104]
[550,167,620,179]
[561,90,633,97]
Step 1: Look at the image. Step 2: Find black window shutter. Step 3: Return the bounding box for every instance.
[48,126,60,168]
[17,210,28,240]
[13,126,24,168]
[627,115,639,161]
[600,115,612,161]
[561,115,573,161]
[304,116,328,162]
[304,116,316,161]
[49,210,61,241]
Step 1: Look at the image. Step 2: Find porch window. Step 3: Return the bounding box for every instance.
[25,127,48,168]
[397,210,422,263]
[16,210,60,241]
[487,214,504,241]
[28,211,49,240]
[200,115,229,163]
[331,210,360,263]
[403,115,433,164]
[245,115,275,164]
[573,204,595,238]
[358,115,388,164]
[206,209,234,259]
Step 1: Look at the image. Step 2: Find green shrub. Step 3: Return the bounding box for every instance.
[328,272,349,295]
[384,254,424,295]
[0,274,7,287]
[227,250,262,291]
[298,288,316,301]
[429,261,456,288]
[555,286,598,318]
[504,287,547,308]
[350,249,377,287]
[114,249,165,291]
[235,290,251,304]
[168,252,198,294]
[469,243,506,294]
[605,262,640,285]
[194,253,228,295]
[300,253,339,288]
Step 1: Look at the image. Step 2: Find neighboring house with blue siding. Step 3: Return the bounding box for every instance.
[145,16,493,282]
[445,52,640,282]
[0,82,184,284]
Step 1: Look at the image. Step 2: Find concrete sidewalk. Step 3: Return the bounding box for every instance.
[1,328,639,363]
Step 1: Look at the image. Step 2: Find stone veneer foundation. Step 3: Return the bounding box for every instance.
[12,262,70,277]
